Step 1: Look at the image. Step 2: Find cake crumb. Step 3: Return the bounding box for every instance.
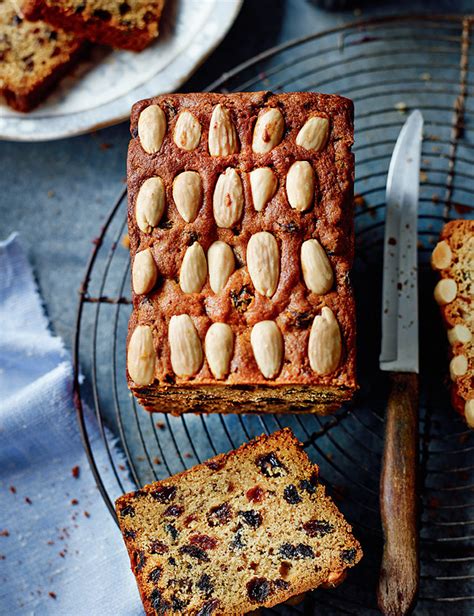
[72,465,80,479]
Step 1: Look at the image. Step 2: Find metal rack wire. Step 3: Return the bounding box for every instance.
[73,15,474,614]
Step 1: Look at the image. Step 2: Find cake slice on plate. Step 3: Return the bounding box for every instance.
[22,0,166,51]
[116,428,362,615]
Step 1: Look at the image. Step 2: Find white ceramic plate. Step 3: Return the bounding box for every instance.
[0,0,243,141]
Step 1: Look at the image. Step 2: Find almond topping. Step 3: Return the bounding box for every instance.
[173,171,202,223]
[169,315,203,377]
[286,161,315,212]
[179,242,207,293]
[434,278,457,305]
[208,104,239,156]
[213,168,244,228]
[448,324,472,345]
[132,248,158,295]
[207,241,235,293]
[127,325,155,386]
[205,323,234,379]
[252,108,285,154]
[465,399,474,428]
[308,307,342,375]
[431,240,452,270]
[249,167,278,212]
[450,354,468,380]
[251,321,283,379]
[138,104,166,154]
[173,110,201,151]
[135,177,165,233]
[296,116,329,152]
[247,232,280,298]
[301,239,333,294]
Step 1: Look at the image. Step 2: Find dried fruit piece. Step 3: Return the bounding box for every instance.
[168,315,203,377]
[283,485,302,504]
[189,534,218,550]
[279,543,315,560]
[431,240,452,270]
[450,355,468,380]
[138,104,166,154]
[252,108,285,154]
[238,509,262,528]
[179,544,210,562]
[172,171,202,223]
[207,502,233,527]
[207,241,235,293]
[208,104,239,156]
[173,110,201,151]
[249,167,278,211]
[340,547,357,564]
[135,177,165,233]
[205,323,234,380]
[132,248,158,295]
[127,325,155,386]
[179,242,207,293]
[151,485,176,503]
[196,599,220,616]
[448,324,472,345]
[434,278,457,305]
[213,169,244,228]
[247,232,280,297]
[302,519,334,537]
[301,239,334,294]
[296,116,329,152]
[247,577,271,603]
[286,161,315,212]
[251,321,283,379]
[256,452,287,477]
[308,307,342,375]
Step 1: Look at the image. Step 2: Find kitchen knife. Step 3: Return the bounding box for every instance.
[377,110,423,616]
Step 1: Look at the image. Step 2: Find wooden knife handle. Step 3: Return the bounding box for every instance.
[377,372,419,616]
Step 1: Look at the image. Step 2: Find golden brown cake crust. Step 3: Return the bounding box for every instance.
[115,428,362,615]
[22,0,165,51]
[432,219,473,424]
[126,91,357,415]
[0,0,84,111]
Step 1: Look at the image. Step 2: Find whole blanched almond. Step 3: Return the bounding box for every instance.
[448,324,472,345]
[179,242,207,293]
[249,167,278,211]
[308,307,342,375]
[208,241,235,293]
[431,240,452,270]
[208,104,239,156]
[169,315,203,377]
[252,108,285,154]
[138,104,166,154]
[251,320,283,379]
[132,248,158,295]
[173,110,201,151]
[465,399,474,428]
[135,177,165,233]
[434,278,457,305]
[286,161,315,212]
[450,354,468,380]
[213,168,244,228]
[205,323,234,379]
[247,232,280,297]
[296,116,329,152]
[301,239,334,294]
[173,171,202,223]
[128,325,155,385]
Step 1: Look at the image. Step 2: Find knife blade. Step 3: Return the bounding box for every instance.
[377,110,423,616]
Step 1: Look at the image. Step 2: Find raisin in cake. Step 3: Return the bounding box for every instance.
[0,0,84,111]
[432,219,474,427]
[23,0,165,51]
[116,428,362,615]
[126,91,357,415]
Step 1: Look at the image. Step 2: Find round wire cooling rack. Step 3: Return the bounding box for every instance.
[73,14,474,615]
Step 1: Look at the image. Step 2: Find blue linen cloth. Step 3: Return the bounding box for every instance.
[0,234,142,615]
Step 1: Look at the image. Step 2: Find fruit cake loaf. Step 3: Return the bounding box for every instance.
[432,219,474,427]
[22,0,166,51]
[126,91,357,415]
[0,0,84,111]
[116,428,362,615]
